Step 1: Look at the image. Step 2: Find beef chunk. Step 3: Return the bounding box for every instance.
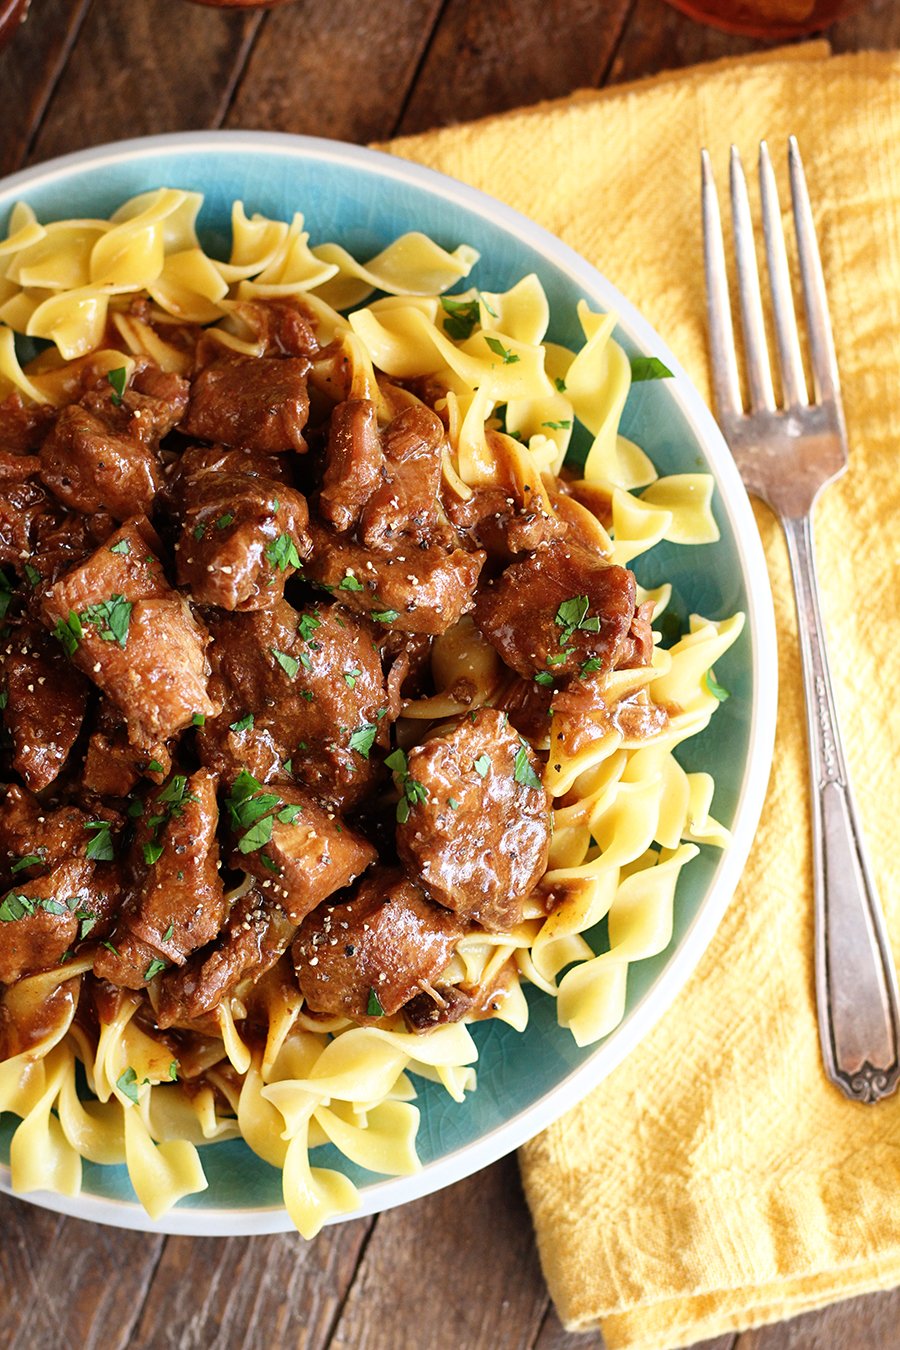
[82,700,171,797]
[37,371,181,519]
[181,357,310,453]
[0,857,119,984]
[155,888,295,1028]
[227,779,375,925]
[474,540,638,678]
[0,623,89,791]
[403,983,476,1032]
[164,442,294,500]
[41,517,217,747]
[396,708,551,931]
[446,482,563,560]
[228,297,319,360]
[29,506,114,588]
[616,599,656,670]
[318,400,384,533]
[201,599,390,809]
[0,393,54,456]
[304,519,484,637]
[175,472,310,610]
[293,868,463,1020]
[0,787,94,888]
[93,769,225,990]
[0,479,51,570]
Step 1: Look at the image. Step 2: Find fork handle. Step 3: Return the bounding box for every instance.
[783,513,900,1103]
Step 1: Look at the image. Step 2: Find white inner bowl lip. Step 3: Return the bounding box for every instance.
[0,130,778,1235]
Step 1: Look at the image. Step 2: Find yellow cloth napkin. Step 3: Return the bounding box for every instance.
[384,43,900,1349]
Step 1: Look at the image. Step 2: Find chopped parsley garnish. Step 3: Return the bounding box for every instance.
[343,668,361,689]
[116,1066,140,1104]
[230,712,254,734]
[542,419,572,430]
[555,595,600,646]
[705,670,731,702]
[24,562,41,588]
[156,775,197,815]
[81,593,133,648]
[0,567,12,620]
[53,610,83,657]
[143,841,164,866]
[266,532,302,571]
[192,524,206,542]
[78,911,98,940]
[473,754,491,778]
[127,799,144,819]
[143,958,167,981]
[84,820,115,862]
[191,712,206,727]
[215,512,234,530]
[0,690,6,711]
[484,336,519,365]
[580,656,604,676]
[348,723,377,759]
[338,573,364,591]
[272,648,299,679]
[630,355,673,383]
[554,376,567,393]
[147,759,164,774]
[237,813,275,855]
[162,923,174,943]
[225,772,281,855]
[371,608,399,624]
[169,1062,179,1082]
[386,747,429,823]
[448,797,460,810]
[109,538,131,556]
[101,940,120,957]
[260,852,282,874]
[297,613,320,642]
[514,740,542,791]
[10,854,43,874]
[440,294,481,340]
[107,367,128,406]
[366,987,385,1017]
[0,892,66,923]
[534,671,555,687]
[277,803,303,825]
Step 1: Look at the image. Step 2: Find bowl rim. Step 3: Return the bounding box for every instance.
[0,129,778,1235]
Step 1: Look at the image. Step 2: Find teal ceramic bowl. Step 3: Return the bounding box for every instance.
[0,134,777,1233]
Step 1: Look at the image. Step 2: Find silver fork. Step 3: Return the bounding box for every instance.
[702,138,900,1104]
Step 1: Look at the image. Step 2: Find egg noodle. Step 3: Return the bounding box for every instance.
[0,189,742,1235]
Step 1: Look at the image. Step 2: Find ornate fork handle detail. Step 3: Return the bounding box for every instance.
[783,512,900,1102]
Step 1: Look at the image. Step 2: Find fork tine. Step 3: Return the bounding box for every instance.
[730,145,776,411]
[759,140,808,408]
[788,136,841,406]
[701,149,742,417]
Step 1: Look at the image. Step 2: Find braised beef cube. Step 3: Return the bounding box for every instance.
[229,297,320,360]
[616,599,656,670]
[127,365,190,436]
[0,453,40,484]
[404,984,476,1032]
[396,708,551,931]
[227,781,375,925]
[446,482,563,560]
[0,393,54,456]
[203,599,390,810]
[165,443,294,499]
[474,541,638,679]
[40,517,217,747]
[380,630,435,704]
[318,399,384,533]
[359,404,448,549]
[0,858,106,983]
[0,787,96,889]
[305,520,484,637]
[181,357,310,453]
[30,506,114,587]
[0,479,51,569]
[93,769,225,990]
[82,700,171,797]
[156,889,295,1028]
[0,624,89,791]
[293,868,462,1019]
[175,474,310,610]
[39,402,162,520]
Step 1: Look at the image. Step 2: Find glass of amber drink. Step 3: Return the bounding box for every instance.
[663,0,867,37]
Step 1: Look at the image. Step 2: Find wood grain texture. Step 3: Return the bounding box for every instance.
[0,0,91,176]
[734,1286,900,1349]
[127,1217,374,1350]
[28,0,261,164]
[226,0,445,142]
[329,1154,548,1350]
[396,0,633,136]
[607,0,767,86]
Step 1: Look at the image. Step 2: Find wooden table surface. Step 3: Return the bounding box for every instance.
[2,2,899,1347]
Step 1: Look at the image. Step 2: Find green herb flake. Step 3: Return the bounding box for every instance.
[0,567,12,621]
[143,957,168,981]
[162,923,174,943]
[554,595,601,646]
[116,1066,140,1104]
[81,593,133,648]
[0,893,33,922]
[338,572,364,592]
[266,532,302,572]
[705,670,731,702]
[547,652,567,666]
[484,335,519,365]
[169,1062,179,1082]
[107,367,128,406]
[440,294,481,341]
[147,759,164,775]
[513,741,542,790]
[78,913,98,940]
[580,656,603,676]
[238,813,275,855]
[53,610,83,657]
[370,609,399,624]
[24,562,41,587]
[385,748,408,777]
[143,841,164,866]
[230,712,255,734]
[348,723,377,759]
[277,803,303,825]
[473,754,491,778]
[101,940,120,957]
[0,690,6,711]
[554,376,567,393]
[630,355,674,383]
[191,712,206,727]
[534,671,555,687]
[343,668,361,689]
[272,648,300,679]
[215,513,235,530]
[448,798,460,810]
[366,987,385,1017]
[297,613,320,642]
[396,797,410,824]
[541,419,572,431]
[84,820,115,862]
[10,854,43,874]
[192,524,206,542]
[109,538,131,556]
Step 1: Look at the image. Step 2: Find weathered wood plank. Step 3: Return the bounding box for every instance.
[606,0,766,86]
[396,0,633,137]
[831,0,900,49]
[734,1287,900,1350]
[0,1191,165,1350]
[28,0,261,165]
[0,0,91,177]
[226,0,446,144]
[329,1155,547,1350]
[127,1217,374,1350]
